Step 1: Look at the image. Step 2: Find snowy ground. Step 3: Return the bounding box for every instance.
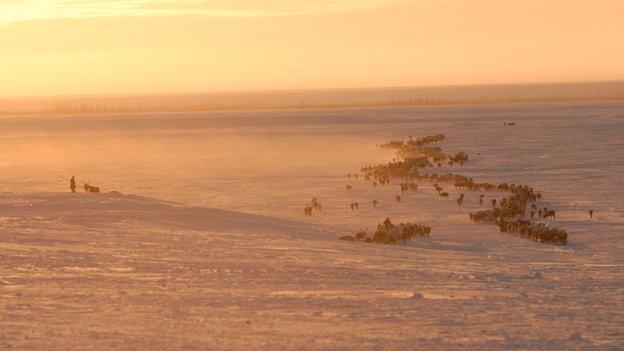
[1,101,624,349]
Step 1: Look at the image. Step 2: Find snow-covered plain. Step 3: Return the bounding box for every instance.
[1,101,623,349]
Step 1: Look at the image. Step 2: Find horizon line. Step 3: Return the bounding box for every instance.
[3,78,624,101]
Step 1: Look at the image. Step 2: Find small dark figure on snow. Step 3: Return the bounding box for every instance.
[83,182,101,193]
[383,217,393,231]
[69,176,77,193]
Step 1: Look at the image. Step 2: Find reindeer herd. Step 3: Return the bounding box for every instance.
[340,218,430,245]
[468,184,567,244]
[309,133,595,246]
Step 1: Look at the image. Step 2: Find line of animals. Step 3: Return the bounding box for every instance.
[308,133,595,246]
[399,182,418,193]
[468,185,567,244]
[340,218,431,245]
[378,134,468,167]
[355,134,595,245]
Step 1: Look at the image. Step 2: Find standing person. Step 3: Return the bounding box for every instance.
[69,176,77,193]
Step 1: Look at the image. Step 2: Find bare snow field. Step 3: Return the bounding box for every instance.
[1,100,624,349]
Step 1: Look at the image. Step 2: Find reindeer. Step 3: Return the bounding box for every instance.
[83,181,100,193]
[311,197,321,211]
[542,210,556,220]
[457,193,464,206]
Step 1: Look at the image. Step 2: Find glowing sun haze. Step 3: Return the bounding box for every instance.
[1,0,623,97]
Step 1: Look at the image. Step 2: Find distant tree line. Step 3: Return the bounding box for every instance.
[2,91,624,115]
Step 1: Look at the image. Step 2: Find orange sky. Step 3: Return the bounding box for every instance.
[1,0,623,97]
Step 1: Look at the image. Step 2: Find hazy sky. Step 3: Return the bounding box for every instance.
[1,0,623,97]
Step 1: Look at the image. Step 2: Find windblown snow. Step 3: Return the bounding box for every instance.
[1,101,623,350]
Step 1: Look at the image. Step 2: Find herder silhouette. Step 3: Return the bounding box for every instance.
[70,176,77,193]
